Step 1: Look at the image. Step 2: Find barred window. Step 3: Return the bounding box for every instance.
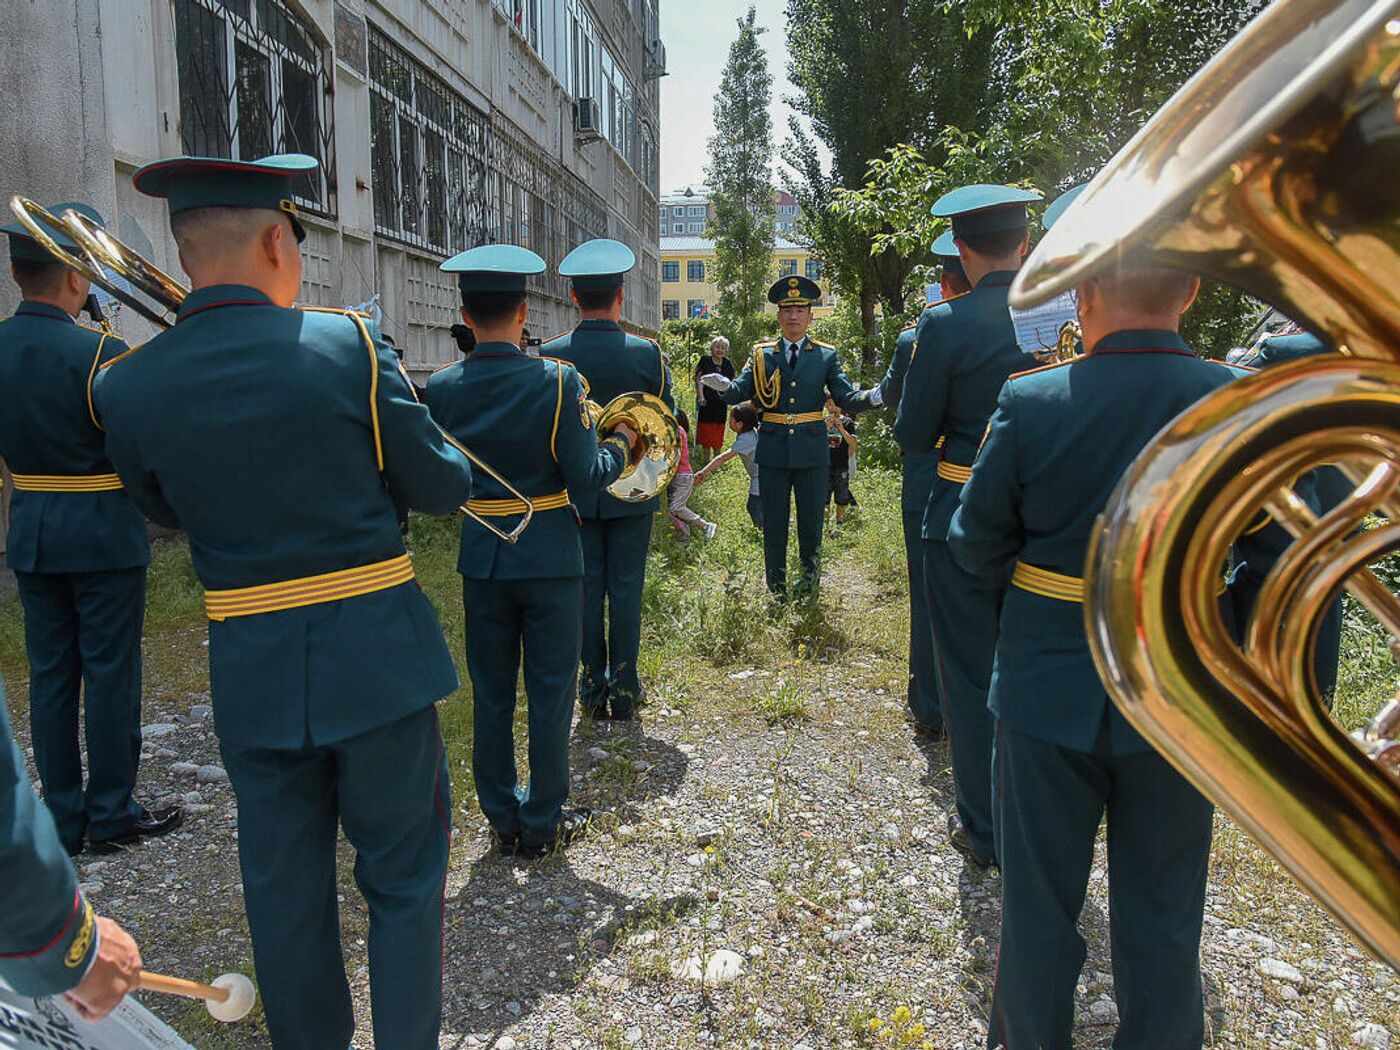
[778,259,798,278]
[369,29,491,254]
[495,0,542,54]
[173,0,334,213]
[687,300,706,319]
[806,259,824,281]
[662,300,679,320]
[662,261,679,282]
[687,261,705,282]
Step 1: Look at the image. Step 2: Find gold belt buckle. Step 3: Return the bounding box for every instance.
[783,413,798,424]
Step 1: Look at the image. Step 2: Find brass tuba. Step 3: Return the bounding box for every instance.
[577,373,681,501]
[1012,0,1400,966]
[10,196,541,544]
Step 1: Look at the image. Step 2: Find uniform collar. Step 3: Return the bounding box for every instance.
[15,300,76,324]
[469,340,527,358]
[1089,329,1195,357]
[780,335,809,352]
[578,318,621,332]
[974,270,1019,289]
[177,284,274,322]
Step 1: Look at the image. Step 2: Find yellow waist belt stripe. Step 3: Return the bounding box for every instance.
[763,410,825,425]
[936,459,973,484]
[11,472,124,492]
[1012,560,1229,604]
[466,490,570,517]
[204,554,415,622]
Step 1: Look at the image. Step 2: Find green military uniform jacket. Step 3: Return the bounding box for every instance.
[424,342,630,579]
[0,302,149,573]
[880,310,941,513]
[894,272,1036,540]
[541,320,674,518]
[93,285,473,750]
[722,336,875,468]
[0,679,98,994]
[948,329,1251,754]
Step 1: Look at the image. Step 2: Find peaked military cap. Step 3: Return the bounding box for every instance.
[769,274,822,307]
[932,230,965,278]
[440,244,546,296]
[132,153,318,242]
[559,238,635,292]
[1042,184,1087,232]
[932,183,1043,238]
[1,202,103,264]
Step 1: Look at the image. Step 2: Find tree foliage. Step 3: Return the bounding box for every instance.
[706,7,777,357]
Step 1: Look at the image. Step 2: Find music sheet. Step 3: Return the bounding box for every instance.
[1008,292,1079,354]
[0,983,192,1050]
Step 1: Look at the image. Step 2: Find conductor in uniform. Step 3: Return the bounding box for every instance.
[950,186,1245,1049]
[93,154,474,1050]
[425,244,636,857]
[874,231,971,739]
[542,240,675,720]
[894,184,1042,868]
[701,275,880,596]
[0,206,179,856]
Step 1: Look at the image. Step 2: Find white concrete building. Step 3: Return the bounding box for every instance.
[0,0,664,376]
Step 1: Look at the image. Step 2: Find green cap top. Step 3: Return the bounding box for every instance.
[440,244,547,295]
[132,154,318,242]
[932,183,1043,238]
[559,238,635,291]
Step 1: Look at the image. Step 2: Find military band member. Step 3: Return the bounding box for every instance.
[893,184,1042,868]
[876,231,971,739]
[93,154,473,1050]
[0,206,179,856]
[425,245,636,857]
[950,191,1245,1047]
[543,240,675,720]
[0,678,143,1020]
[701,275,881,595]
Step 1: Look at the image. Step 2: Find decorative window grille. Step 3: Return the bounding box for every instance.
[662,261,679,282]
[172,0,335,213]
[369,29,491,254]
[687,260,705,282]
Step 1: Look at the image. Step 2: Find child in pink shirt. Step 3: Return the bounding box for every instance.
[667,411,716,539]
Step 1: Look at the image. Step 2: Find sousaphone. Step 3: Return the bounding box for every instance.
[1013,0,1400,966]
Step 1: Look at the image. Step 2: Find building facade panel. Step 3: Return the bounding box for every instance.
[0,0,661,377]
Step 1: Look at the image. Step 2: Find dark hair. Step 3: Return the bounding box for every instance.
[675,408,690,437]
[450,323,477,356]
[459,289,526,328]
[10,258,69,296]
[574,284,622,312]
[958,227,1027,258]
[730,403,759,431]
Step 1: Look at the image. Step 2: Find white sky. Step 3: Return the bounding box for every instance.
[658,0,814,192]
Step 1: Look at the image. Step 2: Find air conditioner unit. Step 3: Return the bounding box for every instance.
[644,38,667,79]
[574,98,602,142]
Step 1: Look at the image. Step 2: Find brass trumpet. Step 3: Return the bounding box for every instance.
[10,196,537,544]
[1012,0,1400,965]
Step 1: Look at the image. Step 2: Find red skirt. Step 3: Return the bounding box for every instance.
[696,421,726,450]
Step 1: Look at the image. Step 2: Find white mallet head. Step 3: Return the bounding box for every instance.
[205,972,256,1022]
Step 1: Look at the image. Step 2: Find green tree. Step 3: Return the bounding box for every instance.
[784,0,995,377]
[706,7,776,359]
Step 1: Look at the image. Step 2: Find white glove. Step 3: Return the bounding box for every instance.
[699,373,732,394]
[867,387,885,408]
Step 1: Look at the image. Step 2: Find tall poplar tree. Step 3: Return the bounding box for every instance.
[706,7,776,359]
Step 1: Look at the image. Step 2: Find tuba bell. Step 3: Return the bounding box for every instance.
[1013,0,1400,966]
[576,372,682,501]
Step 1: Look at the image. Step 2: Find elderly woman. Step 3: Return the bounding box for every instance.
[692,336,736,466]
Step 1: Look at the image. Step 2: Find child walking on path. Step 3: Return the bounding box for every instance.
[693,404,762,530]
[667,410,717,539]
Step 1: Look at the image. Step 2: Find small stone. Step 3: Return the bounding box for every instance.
[182,791,203,805]
[171,762,199,776]
[880,822,900,841]
[196,764,229,784]
[1278,985,1300,1002]
[79,880,104,895]
[686,853,704,868]
[185,804,212,814]
[1353,1024,1392,1050]
[154,747,178,759]
[494,1039,516,1050]
[625,1026,643,1044]
[899,875,918,888]
[190,704,213,720]
[695,828,721,847]
[588,748,609,760]
[847,900,875,915]
[142,723,179,738]
[505,1001,521,1016]
[703,949,743,984]
[1090,998,1119,1023]
[1258,958,1306,986]
[672,955,702,981]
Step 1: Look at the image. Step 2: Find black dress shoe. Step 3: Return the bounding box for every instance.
[518,808,592,859]
[64,838,85,859]
[89,805,183,854]
[490,829,520,856]
[947,812,995,871]
[911,720,948,744]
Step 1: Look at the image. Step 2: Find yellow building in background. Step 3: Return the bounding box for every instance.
[659,236,837,321]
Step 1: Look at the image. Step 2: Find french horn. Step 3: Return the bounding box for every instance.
[1012,0,1400,966]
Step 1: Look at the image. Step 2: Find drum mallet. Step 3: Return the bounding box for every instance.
[138,971,256,1022]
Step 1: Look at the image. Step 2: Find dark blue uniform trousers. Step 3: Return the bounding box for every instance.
[988,721,1213,1050]
[220,707,450,1050]
[464,576,581,845]
[14,567,145,849]
[923,539,998,860]
[579,516,652,715]
[903,508,944,732]
[758,464,827,594]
